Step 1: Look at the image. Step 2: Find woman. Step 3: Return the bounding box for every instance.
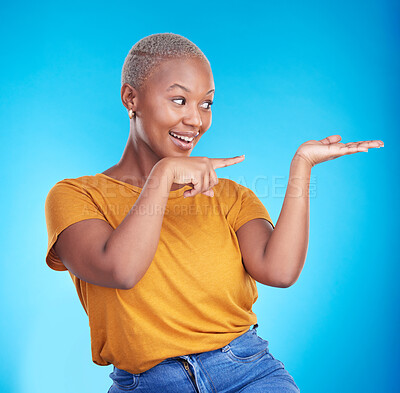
[45,33,383,392]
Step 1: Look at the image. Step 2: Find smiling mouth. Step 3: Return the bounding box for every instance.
[168,131,199,143]
[168,131,200,151]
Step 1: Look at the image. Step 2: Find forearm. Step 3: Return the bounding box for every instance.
[103,159,173,289]
[263,155,312,286]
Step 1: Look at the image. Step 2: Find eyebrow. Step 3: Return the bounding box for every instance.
[166,83,215,95]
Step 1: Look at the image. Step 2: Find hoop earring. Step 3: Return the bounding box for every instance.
[128,109,136,119]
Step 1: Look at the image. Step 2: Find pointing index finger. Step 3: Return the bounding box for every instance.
[211,155,245,169]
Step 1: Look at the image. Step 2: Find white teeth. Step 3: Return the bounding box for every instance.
[169,131,198,142]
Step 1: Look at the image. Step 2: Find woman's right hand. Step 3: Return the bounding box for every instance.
[160,155,245,198]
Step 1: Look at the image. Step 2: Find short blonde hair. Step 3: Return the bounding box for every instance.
[121,33,209,91]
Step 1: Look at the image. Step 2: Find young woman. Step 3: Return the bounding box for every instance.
[45,33,383,392]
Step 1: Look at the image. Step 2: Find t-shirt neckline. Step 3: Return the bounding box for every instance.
[94,173,192,198]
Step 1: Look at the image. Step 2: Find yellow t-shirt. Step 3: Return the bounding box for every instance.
[44,173,274,374]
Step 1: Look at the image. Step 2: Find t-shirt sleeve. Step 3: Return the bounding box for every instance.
[44,179,108,271]
[232,184,275,232]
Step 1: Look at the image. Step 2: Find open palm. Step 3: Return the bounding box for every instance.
[294,135,384,167]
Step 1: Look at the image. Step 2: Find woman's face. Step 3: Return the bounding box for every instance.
[132,57,215,158]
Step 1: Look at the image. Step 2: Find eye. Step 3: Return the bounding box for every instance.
[172,97,213,109]
[172,98,185,105]
[201,101,213,110]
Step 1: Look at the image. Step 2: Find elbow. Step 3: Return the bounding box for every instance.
[282,270,302,288]
[110,264,139,290]
[115,279,137,290]
[260,249,306,288]
[273,259,304,288]
[111,260,151,290]
[275,276,297,288]
[114,272,140,290]
[258,273,298,288]
[270,271,300,288]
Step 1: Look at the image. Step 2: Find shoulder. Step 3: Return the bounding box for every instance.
[47,174,100,194]
[214,178,252,200]
[45,175,102,207]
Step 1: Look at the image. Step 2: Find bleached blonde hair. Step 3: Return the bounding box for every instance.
[121,33,209,91]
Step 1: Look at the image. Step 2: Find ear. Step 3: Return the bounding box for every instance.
[121,83,138,112]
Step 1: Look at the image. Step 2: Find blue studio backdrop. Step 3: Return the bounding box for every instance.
[1,1,398,392]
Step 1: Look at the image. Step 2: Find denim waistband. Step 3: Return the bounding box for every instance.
[116,325,261,370]
[172,325,259,361]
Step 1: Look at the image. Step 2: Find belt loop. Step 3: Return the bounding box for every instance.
[221,344,230,352]
[252,323,258,330]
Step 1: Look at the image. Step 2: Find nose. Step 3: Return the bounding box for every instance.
[183,104,202,129]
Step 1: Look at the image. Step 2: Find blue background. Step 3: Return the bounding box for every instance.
[1,0,398,392]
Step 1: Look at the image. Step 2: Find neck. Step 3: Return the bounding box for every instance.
[108,128,184,191]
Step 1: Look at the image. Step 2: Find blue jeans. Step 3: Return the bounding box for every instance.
[108,325,300,392]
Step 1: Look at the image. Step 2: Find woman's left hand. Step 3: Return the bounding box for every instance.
[294,135,384,168]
